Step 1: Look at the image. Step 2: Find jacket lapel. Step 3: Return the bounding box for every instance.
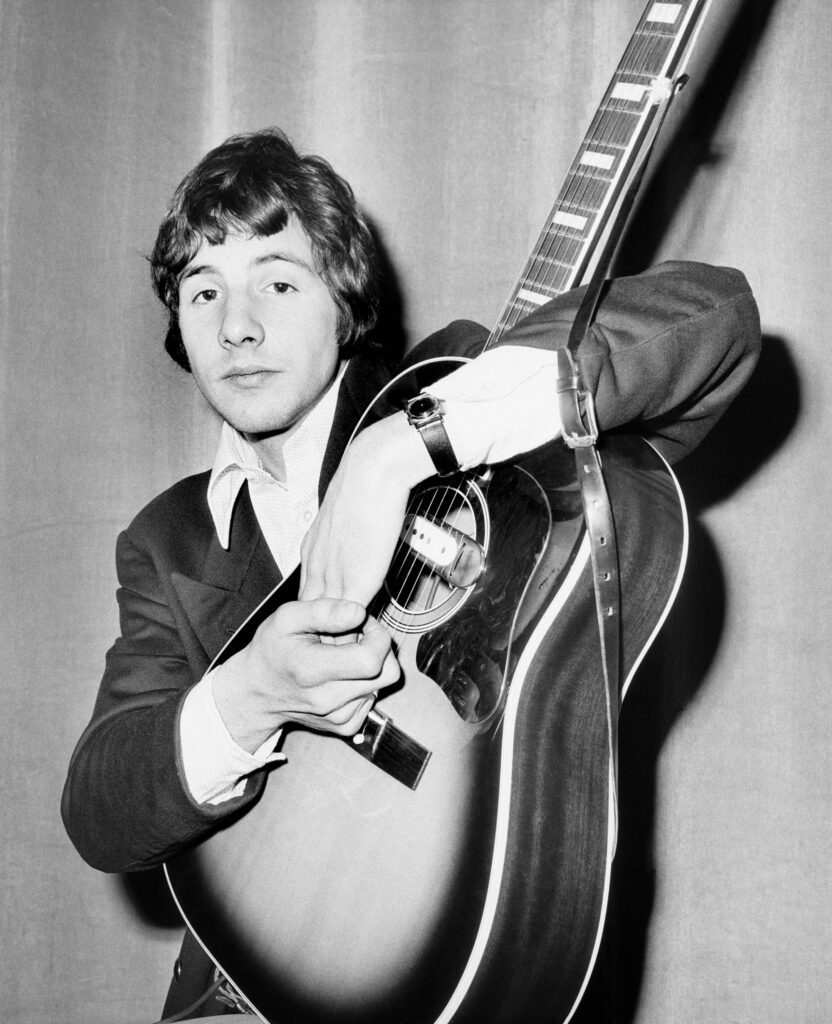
[319,355,392,498]
[171,484,283,666]
[172,356,393,665]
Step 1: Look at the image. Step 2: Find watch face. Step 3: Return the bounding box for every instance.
[408,395,438,420]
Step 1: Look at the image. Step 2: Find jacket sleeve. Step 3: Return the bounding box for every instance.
[494,260,761,462]
[61,525,264,873]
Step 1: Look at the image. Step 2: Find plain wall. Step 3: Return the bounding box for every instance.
[2,0,830,1021]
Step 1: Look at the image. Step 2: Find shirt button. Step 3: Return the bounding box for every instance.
[303,510,313,523]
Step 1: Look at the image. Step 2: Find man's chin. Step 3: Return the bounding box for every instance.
[221,405,297,440]
[241,424,292,443]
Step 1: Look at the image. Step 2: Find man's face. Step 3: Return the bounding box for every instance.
[177,219,341,441]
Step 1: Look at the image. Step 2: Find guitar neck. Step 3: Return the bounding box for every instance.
[487,0,712,346]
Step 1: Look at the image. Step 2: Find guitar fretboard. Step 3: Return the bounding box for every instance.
[487,0,711,346]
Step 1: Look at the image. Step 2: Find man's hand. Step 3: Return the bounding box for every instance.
[212,598,400,753]
[300,412,434,605]
[212,415,433,755]
[300,347,562,606]
[428,346,562,468]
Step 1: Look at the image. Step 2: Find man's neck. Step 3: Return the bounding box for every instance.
[246,432,288,482]
[243,361,347,482]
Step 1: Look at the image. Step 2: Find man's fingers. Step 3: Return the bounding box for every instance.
[276,596,366,638]
[296,623,400,719]
[247,599,399,732]
[310,620,397,687]
[313,693,377,737]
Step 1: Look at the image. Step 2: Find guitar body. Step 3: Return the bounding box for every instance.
[165,2,714,1014]
[166,359,688,1024]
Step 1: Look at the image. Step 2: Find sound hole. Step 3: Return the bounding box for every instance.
[412,463,554,724]
[380,476,488,635]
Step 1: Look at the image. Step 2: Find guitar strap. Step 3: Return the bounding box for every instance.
[555,77,686,843]
[556,339,622,838]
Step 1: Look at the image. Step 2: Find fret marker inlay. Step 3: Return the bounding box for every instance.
[611,82,649,103]
[517,288,552,307]
[580,151,615,170]
[647,3,681,23]
[553,211,588,231]
[488,0,710,346]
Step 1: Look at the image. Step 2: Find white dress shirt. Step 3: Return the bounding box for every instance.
[179,365,345,805]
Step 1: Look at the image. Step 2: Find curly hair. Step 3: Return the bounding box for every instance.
[150,128,380,370]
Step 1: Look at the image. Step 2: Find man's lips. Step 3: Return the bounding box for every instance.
[222,366,278,385]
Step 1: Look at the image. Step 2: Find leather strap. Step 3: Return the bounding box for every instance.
[417,416,459,477]
[555,78,687,839]
[557,347,621,818]
[406,394,459,477]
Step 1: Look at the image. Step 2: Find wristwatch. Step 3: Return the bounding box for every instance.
[404,392,459,477]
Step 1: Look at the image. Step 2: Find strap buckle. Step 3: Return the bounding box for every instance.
[556,348,599,449]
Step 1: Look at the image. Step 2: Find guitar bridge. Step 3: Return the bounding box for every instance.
[402,513,485,589]
[350,709,431,790]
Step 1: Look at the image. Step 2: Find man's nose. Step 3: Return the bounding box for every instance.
[219,296,265,348]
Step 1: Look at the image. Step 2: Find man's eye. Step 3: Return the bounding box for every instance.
[270,281,294,294]
[192,288,218,304]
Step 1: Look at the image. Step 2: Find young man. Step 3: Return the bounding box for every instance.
[62,127,760,1018]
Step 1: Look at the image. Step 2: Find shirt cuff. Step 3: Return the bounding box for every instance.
[179,670,286,806]
[426,345,562,469]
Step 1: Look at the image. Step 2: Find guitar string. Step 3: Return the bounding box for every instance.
[526,11,661,312]
[380,13,673,613]
[375,6,691,631]
[367,470,442,622]
[370,481,438,623]
[550,8,662,295]
[391,479,466,622]
[489,3,683,346]
[489,43,617,341]
[567,5,688,286]
[527,2,686,333]
[375,476,473,633]
[360,395,464,628]
[389,489,435,618]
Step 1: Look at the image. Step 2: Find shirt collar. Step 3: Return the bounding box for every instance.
[207,361,347,550]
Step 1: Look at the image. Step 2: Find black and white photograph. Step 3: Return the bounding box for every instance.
[2,1,827,1022]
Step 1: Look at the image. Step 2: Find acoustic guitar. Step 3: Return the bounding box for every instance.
[166,2,711,1021]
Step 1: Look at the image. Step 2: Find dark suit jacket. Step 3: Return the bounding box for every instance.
[61,262,760,1016]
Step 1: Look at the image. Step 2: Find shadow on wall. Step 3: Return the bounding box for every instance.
[577,0,788,1015]
[118,867,181,930]
[614,0,782,279]
[575,332,799,1024]
[673,335,798,511]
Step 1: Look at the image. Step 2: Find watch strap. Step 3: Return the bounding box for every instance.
[416,416,458,477]
[405,394,458,477]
